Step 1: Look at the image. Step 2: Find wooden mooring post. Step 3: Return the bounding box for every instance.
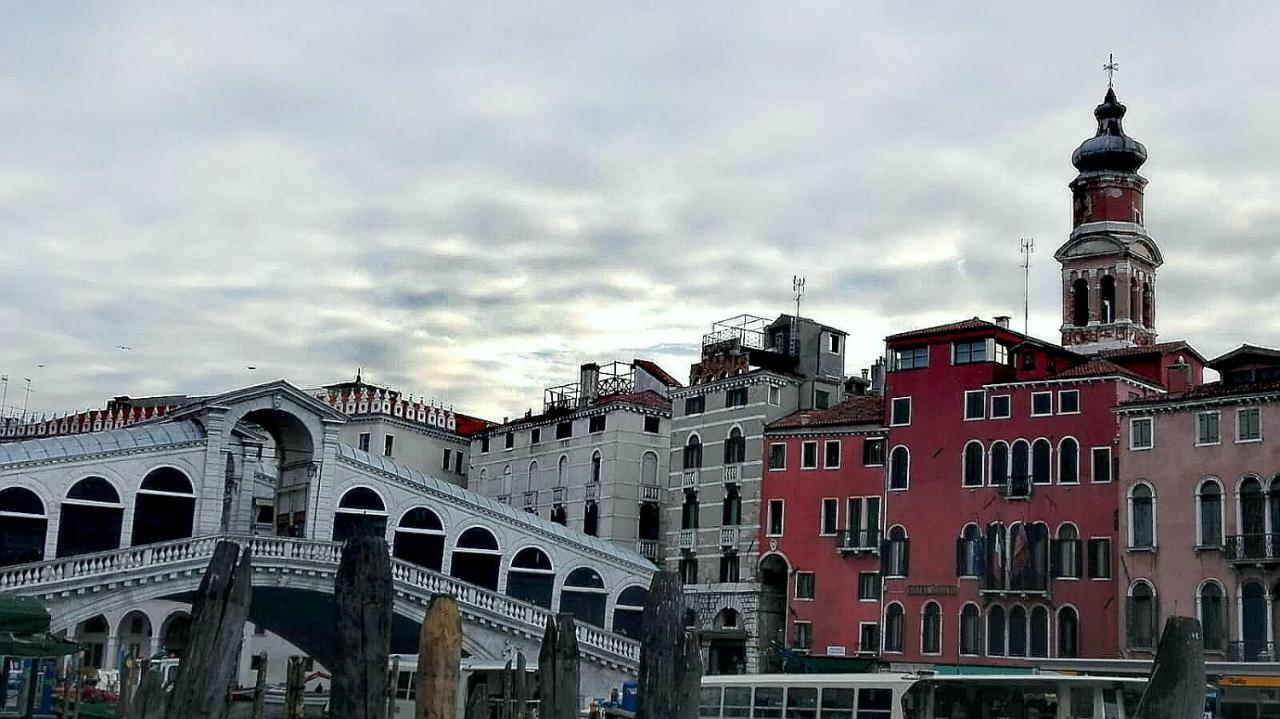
[538,614,579,719]
[249,653,268,719]
[1136,616,1206,719]
[283,656,308,719]
[330,533,394,719]
[636,572,701,719]
[416,595,462,719]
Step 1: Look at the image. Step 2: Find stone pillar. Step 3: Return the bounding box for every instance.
[197,408,232,536]
[307,420,345,541]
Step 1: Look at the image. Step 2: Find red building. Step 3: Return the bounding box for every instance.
[759,394,886,665]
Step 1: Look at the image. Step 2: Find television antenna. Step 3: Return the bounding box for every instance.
[1020,239,1035,333]
[792,275,806,319]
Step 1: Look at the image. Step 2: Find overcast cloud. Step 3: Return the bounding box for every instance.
[2,2,1278,420]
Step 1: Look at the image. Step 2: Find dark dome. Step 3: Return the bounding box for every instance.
[1071,88,1147,173]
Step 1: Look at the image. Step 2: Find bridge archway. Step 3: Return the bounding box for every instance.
[75,615,111,669]
[57,477,123,557]
[132,467,197,546]
[451,527,501,590]
[561,567,607,627]
[0,487,47,566]
[393,507,445,571]
[228,406,320,539]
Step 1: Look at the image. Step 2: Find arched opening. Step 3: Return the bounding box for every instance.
[1072,278,1090,326]
[393,507,445,571]
[1031,439,1051,485]
[1011,440,1030,493]
[75,615,110,669]
[1199,582,1226,652]
[989,442,1009,486]
[57,477,122,557]
[959,604,981,656]
[560,567,607,627]
[1141,282,1153,328]
[332,487,387,542]
[450,527,500,590]
[921,602,941,655]
[590,452,602,484]
[116,610,153,660]
[884,603,905,653]
[231,408,318,538]
[526,461,538,493]
[1129,483,1155,549]
[723,427,745,465]
[957,524,981,577]
[506,547,554,608]
[758,554,790,671]
[160,612,191,658]
[683,435,702,470]
[1057,607,1080,658]
[1127,581,1158,651]
[987,605,1006,657]
[613,586,650,641]
[1008,605,1028,657]
[889,446,909,490]
[1100,275,1116,323]
[583,502,599,537]
[962,441,984,487]
[131,467,196,546]
[1058,438,1079,484]
[0,487,46,566]
[641,452,658,486]
[1241,477,1267,559]
[1242,582,1268,660]
[556,457,567,487]
[1198,480,1223,548]
[1029,605,1050,657]
[707,606,747,674]
[1130,277,1141,326]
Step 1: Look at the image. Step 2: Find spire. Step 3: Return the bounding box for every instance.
[1071,86,1148,173]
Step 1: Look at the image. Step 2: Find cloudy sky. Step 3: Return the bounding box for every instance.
[2,3,1278,421]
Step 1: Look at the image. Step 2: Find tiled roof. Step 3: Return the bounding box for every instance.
[595,390,672,411]
[0,421,206,467]
[886,318,1032,343]
[1046,358,1150,383]
[633,359,683,388]
[1120,379,1280,409]
[767,395,884,430]
[1208,344,1280,370]
[1098,340,1205,363]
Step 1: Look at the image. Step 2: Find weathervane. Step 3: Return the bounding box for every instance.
[1103,52,1119,89]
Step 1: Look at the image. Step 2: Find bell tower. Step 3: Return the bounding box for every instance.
[1055,81,1163,353]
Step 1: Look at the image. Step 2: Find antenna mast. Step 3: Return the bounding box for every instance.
[1020,239,1035,333]
[792,275,806,319]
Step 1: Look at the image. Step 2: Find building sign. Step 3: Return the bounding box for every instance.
[905,584,958,596]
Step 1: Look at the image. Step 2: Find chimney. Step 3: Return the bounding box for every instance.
[579,362,600,406]
[870,358,885,395]
[1166,356,1192,394]
[994,315,1011,329]
[861,368,869,381]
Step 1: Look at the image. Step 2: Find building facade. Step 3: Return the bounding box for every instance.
[667,313,848,673]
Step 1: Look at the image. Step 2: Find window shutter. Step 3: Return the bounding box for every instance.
[902,540,911,577]
[1050,539,1063,578]
[1071,539,1083,577]
[1125,597,1136,649]
[880,542,891,574]
[955,537,965,576]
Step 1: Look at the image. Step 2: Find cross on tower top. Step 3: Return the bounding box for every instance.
[1103,53,1119,88]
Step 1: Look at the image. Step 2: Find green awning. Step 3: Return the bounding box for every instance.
[784,655,877,674]
[925,663,1037,676]
[0,596,52,634]
[0,632,79,657]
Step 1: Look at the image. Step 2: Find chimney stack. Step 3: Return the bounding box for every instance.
[1166,356,1192,395]
[579,362,601,406]
[994,315,1011,329]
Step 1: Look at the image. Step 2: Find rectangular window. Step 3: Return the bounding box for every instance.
[793,622,813,651]
[857,572,881,600]
[768,386,782,406]
[1058,390,1081,414]
[963,390,985,420]
[767,500,785,536]
[1091,447,1112,483]
[1021,351,1036,370]
[1031,392,1052,417]
[953,340,987,364]
[589,415,606,433]
[442,448,452,471]
[555,421,572,440]
[454,452,463,474]
[862,438,885,466]
[1087,538,1112,579]
[480,436,490,453]
[685,396,705,415]
[718,555,740,583]
[358,432,371,452]
[768,443,787,470]
[383,435,395,457]
[643,416,661,434]
[1238,407,1262,442]
[1130,417,1154,450]
[795,572,816,600]
[1196,411,1220,446]
[823,440,841,469]
[814,389,831,410]
[725,387,748,408]
[890,397,912,427]
[531,427,541,444]
[990,395,1011,419]
[993,343,1010,365]
[827,333,842,354]
[892,346,929,371]
[801,441,818,469]
[820,499,839,536]
[504,432,514,449]
[845,496,881,547]
[859,624,880,654]
[678,557,698,585]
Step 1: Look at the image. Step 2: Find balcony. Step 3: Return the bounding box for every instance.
[681,469,700,489]
[836,529,881,555]
[719,527,740,548]
[637,539,660,561]
[722,464,741,485]
[584,483,600,502]
[980,571,1049,597]
[552,486,566,504]
[496,494,510,505]
[678,529,696,550]
[1228,640,1277,662]
[640,484,662,502]
[1226,534,1280,565]
[998,475,1032,500]
[522,491,538,510]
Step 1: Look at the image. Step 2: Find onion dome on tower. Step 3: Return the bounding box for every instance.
[1071,88,1148,174]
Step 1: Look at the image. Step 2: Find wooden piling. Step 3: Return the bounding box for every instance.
[330,534,394,719]
[124,670,166,719]
[284,657,307,719]
[464,681,488,719]
[513,652,528,719]
[166,540,253,719]
[1136,616,1206,719]
[117,651,136,719]
[637,572,698,719]
[416,595,462,719]
[60,652,79,719]
[249,653,268,719]
[538,614,580,719]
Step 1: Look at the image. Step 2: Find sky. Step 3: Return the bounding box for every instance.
[2,2,1279,422]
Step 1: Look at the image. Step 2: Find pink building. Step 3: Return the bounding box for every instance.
[1117,345,1280,663]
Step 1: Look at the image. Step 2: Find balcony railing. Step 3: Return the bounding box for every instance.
[522,491,538,510]
[681,469,700,489]
[584,483,600,502]
[719,527,740,548]
[636,539,660,561]
[835,529,881,555]
[998,475,1032,500]
[1228,640,1277,662]
[1226,534,1280,564]
[640,485,662,503]
[496,494,510,505]
[552,486,567,504]
[722,464,741,485]
[981,570,1050,595]
[678,529,696,550]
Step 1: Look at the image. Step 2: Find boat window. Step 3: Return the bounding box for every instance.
[700,688,722,718]
[819,688,854,719]
[754,687,784,719]
[854,688,892,719]
[1070,687,1095,718]
[786,687,817,719]
[396,670,416,700]
[724,687,752,718]
[1102,688,1120,719]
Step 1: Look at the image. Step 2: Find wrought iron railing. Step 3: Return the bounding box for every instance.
[998,474,1032,500]
[1225,534,1280,563]
[1228,640,1277,662]
[835,529,881,554]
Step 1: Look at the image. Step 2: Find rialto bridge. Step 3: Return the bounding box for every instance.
[0,381,654,694]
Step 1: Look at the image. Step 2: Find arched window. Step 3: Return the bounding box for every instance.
[1029,605,1050,657]
[132,467,196,547]
[393,507,445,571]
[985,522,1008,590]
[1008,605,1028,657]
[506,547,554,608]
[1129,483,1155,549]
[527,461,538,492]
[1011,440,1030,492]
[641,452,658,486]
[723,427,745,465]
[987,605,1006,657]
[1072,277,1090,326]
[450,527,501,590]
[333,487,387,542]
[0,487,46,566]
[921,602,942,655]
[962,441,984,488]
[1198,581,1227,652]
[1126,581,1158,650]
[889,447,909,490]
[885,526,909,577]
[57,477,123,557]
[1239,476,1266,559]
[613,586,649,640]
[1141,281,1153,328]
[590,451,602,483]
[1031,439,1051,485]
[583,501,599,537]
[1197,479,1223,548]
[959,604,981,656]
[561,567,608,627]
[722,485,742,526]
[883,603,905,653]
[1100,275,1116,323]
[1057,607,1080,658]
[1058,438,1079,484]
[556,457,568,488]
[1054,524,1081,579]
[683,435,703,470]
[989,441,1009,486]
[956,524,981,577]
[502,465,513,495]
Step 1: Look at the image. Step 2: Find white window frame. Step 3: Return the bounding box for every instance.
[767,442,787,471]
[766,499,785,537]
[801,441,819,470]
[958,604,982,657]
[882,603,905,654]
[1031,391,1053,417]
[1195,411,1222,447]
[963,390,986,421]
[888,446,910,491]
[890,397,913,427]
[990,394,1012,420]
[1195,477,1225,549]
[857,571,881,602]
[827,333,842,354]
[1237,407,1263,443]
[793,620,813,650]
[823,440,841,469]
[1129,417,1154,451]
[1090,446,1112,483]
[819,498,839,537]
[794,571,816,601]
[768,385,782,406]
[1087,536,1113,580]
[858,622,880,652]
[1057,389,1081,415]
[1127,482,1158,551]
[920,601,943,656]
